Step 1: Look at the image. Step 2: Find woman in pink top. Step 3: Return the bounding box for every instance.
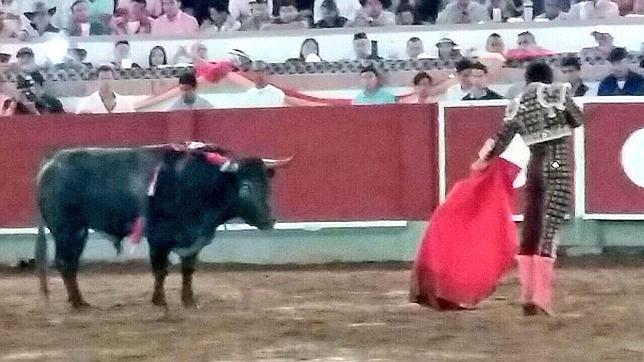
[505,31,555,61]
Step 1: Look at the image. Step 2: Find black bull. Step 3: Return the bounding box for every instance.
[35,144,290,309]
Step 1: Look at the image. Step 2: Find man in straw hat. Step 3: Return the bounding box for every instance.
[19,1,62,40]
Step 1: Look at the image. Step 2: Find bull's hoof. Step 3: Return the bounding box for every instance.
[152,294,167,307]
[522,303,539,316]
[70,300,91,311]
[181,295,199,309]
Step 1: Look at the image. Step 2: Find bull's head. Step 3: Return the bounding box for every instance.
[222,156,292,230]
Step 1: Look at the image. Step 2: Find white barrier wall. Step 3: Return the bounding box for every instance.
[1,18,643,67]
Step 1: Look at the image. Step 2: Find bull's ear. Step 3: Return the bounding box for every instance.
[266,168,275,178]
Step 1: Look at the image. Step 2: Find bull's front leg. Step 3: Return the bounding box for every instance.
[149,244,170,307]
[180,254,198,308]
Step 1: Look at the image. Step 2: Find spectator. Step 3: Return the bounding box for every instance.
[0,0,21,38]
[110,1,154,34]
[68,0,109,36]
[0,52,11,69]
[290,38,321,61]
[239,0,272,30]
[479,33,506,60]
[580,29,616,61]
[112,40,141,69]
[613,0,633,14]
[396,1,417,24]
[436,38,464,61]
[77,65,135,113]
[435,0,490,24]
[178,0,198,15]
[171,72,213,110]
[19,2,62,41]
[485,0,519,21]
[148,45,168,67]
[17,0,72,30]
[560,55,589,97]
[200,0,241,32]
[462,62,503,100]
[399,71,437,103]
[16,72,64,114]
[443,58,473,101]
[353,32,382,60]
[117,0,163,18]
[56,47,92,71]
[566,0,620,19]
[406,37,425,60]
[85,0,115,21]
[631,0,644,14]
[347,0,396,26]
[314,0,348,27]
[598,47,644,96]
[171,42,207,65]
[151,0,199,35]
[415,0,441,23]
[1,97,38,116]
[1,97,17,116]
[505,31,554,61]
[535,0,565,19]
[229,0,274,21]
[13,47,39,73]
[314,0,360,23]
[261,0,309,29]
[353,65,395,105]
[240,62,287,108]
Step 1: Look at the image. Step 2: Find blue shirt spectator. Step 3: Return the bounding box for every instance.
[598,47,644,96]
[353,65,396,105]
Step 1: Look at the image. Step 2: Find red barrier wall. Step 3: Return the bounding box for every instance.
[0,104,438,227]
[584,103,644,214]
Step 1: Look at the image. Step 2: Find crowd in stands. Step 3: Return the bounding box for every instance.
[1,0,644,117]
[1,0,644,40]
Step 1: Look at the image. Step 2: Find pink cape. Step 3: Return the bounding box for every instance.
[410,158,520,310]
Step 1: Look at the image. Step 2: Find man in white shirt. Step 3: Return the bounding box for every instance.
[347,0,396,26]
[313,0,360,23]
[565,0,619,19]
[240,63,286,108]
[229,0,273,21]
[442,59,474,101]
[436,0,490,24]
[76,65,135,114]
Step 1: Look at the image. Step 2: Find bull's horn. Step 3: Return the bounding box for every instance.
[262,156,294,169]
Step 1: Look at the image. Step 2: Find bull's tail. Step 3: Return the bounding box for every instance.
[35,219,49,298]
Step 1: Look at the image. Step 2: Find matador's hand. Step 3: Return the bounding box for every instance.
[478,138,495,160]
[471,158,489,172]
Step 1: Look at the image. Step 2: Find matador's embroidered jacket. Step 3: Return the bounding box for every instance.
[484,82,584,159]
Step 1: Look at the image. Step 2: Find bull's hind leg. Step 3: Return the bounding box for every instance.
[180,255,198,308]
[52,228,89,309]
[149,244,170,307]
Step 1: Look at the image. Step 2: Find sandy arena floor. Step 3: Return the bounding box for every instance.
[1,258,644,361]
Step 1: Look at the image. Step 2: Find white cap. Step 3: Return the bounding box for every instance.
[305,53,321,62]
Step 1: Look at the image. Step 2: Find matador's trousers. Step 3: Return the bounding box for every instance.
[520,139,571,258]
